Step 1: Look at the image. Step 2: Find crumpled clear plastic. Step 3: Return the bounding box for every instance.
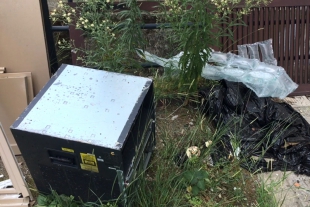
[247,43,260,60]
[238,39,277,66]
[237,45,248,58]
[136,49,181,70]
[137,49,298,99]
[258,39,278,66]
[203,52,298,99]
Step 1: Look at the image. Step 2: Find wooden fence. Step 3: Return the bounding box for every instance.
[221,0,310,95]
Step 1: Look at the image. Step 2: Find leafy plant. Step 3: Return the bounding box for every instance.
[36,190,79,207]
[183,170,208,196]
[74,0,127,70]
[158,0,271,92]
[51,0,271,89]
[35,189,118,207]
[51,0,146,72]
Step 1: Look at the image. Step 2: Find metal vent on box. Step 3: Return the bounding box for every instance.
[11,64,155,202]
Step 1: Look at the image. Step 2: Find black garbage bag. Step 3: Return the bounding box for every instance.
[199,80,310,175]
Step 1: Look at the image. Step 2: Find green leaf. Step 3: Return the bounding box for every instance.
[190,177,199,185]
[195,170,208,179]
[183,171,194,181]
[197,180,206,191]
[36,195,49,205]
[191,186,200,196]
[69,195,75,201]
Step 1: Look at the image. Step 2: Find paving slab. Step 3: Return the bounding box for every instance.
[292,106,310,124]
[259,171,310,207]
[285,95,310,126]
[284,96,310,107]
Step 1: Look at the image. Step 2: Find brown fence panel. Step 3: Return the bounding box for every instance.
[300,6,306,84]
[306,6,310,86]
[279,7,285,67]
[285,7,290,76]
[221,2,310,96]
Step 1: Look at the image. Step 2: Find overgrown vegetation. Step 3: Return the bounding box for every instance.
[34,102,281,206]
[51,0,271,91]
[37,0,286,206]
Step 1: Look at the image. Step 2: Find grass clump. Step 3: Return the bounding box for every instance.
[124,102,279,207]
[32,77,280,207]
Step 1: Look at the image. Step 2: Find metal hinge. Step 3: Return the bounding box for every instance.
[0,67,5,74]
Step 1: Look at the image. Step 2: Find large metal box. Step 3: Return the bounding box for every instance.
[11,64,155,202]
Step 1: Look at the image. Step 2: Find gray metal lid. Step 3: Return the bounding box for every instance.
[12,65,152,150]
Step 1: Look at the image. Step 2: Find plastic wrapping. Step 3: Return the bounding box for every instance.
[137,48,298,99]
[227,54,260,70]
[137,49,181,70]
[258,39,278,66]
[203,52,298,99]
[208,52,228,65]
[238,39,277,65]
[247,43,260,60]
[199,80,310,175]
[237,45,249,58]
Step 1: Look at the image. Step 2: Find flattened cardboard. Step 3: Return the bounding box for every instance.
[0,72,34,103]
[0,0,50,95]
[0,77,28,155]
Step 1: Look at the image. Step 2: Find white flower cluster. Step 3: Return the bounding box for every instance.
[57,38,67,46]
[57,38,72,51]
[62,11,74,23]
[210,0,240,15]
[57,0,64,8]
[50,1,75,24]
[163,0,183,15]
[76,17,116,38]
[210,0,271,16]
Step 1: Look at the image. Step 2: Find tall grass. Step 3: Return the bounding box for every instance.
[34,77,283,206]
[123,97,281,207]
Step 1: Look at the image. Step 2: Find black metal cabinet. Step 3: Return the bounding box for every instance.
[11,64,155,202]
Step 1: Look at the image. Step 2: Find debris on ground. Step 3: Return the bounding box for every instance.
[186,146,201,158]
[171,115,179,120]
[294,181,301,188]
[199,80,310,175]
[205,140,212,148]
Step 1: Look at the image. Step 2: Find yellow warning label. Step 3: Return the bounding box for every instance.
[62,147,74,153]
[80,153,99,173]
